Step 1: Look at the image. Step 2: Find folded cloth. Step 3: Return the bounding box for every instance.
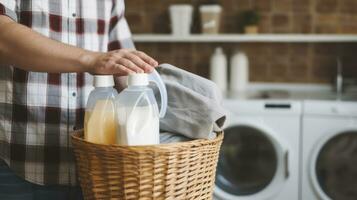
[156,64,226,140]
[160,132,218,144]
[160,132,191,143]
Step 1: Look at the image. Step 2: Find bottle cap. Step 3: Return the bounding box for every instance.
[93,75,114,87]
[215,47,224,54]
[127,73,149,86]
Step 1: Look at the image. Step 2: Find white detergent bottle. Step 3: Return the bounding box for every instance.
[230,51,249,92]
[84,75,118,145]
[210,47,227,93]
[115,70,167,146]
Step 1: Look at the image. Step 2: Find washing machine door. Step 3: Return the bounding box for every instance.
[310,128,357,200]
[215,120,289,200]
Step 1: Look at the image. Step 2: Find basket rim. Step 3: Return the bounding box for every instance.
[71,129,223,149]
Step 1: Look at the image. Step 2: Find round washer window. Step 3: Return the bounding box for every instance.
[315,131,357,200]
[216,125,278,196]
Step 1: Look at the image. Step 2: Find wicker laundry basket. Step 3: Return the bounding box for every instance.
[71,130,223,200]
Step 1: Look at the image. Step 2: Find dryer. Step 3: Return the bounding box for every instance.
[301,100,357,200]
[214,99,301,200]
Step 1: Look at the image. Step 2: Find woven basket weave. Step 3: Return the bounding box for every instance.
[71,130,223,200]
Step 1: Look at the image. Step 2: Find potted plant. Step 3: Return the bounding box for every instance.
[242,10,260,34]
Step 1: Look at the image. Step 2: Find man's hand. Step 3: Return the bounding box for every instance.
[0,16,158,75]
[84,49,158,76]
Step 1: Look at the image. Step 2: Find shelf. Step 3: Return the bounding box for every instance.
[132,34,357,43]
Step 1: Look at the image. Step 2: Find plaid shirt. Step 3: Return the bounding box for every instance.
[0,0,133,186]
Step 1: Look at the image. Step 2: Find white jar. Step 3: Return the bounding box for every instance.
[210,47,227,93]
[230,51,249,92]
[169,5,193,36]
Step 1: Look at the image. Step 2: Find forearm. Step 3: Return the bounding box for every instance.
[0,16,94,73]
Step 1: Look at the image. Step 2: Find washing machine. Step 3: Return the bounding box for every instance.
[214,99,301,200]
[301,100,357,200]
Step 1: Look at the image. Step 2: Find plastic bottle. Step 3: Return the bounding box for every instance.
[115,70,167,146]
[84,75,118,145]
[210,47,227,93]
[230,51,249,92]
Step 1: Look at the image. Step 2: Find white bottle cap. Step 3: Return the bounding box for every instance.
[127,73,149,86]
[215,47,224,54]
[93,75,114,87]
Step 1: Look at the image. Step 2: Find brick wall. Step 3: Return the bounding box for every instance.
[125,0,357,83]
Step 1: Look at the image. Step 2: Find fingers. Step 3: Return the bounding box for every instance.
[101,59,135,76]
[115,49,158,73]
[113,64,136,76]
[123,53,155,73]
[96,49,158,76]
[116,58,144,73]
[132,51,158,67]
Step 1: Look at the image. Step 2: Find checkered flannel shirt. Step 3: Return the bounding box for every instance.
[0,0,133,186]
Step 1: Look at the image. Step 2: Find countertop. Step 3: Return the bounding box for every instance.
[224,83,357,102]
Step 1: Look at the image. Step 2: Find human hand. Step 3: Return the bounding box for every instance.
[83,49,158,76]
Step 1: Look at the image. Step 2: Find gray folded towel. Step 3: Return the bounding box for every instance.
[160,132,191,143]
[157,64,227,140]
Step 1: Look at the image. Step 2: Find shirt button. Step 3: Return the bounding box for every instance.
[72,92,76,97]
[72,13,76,17]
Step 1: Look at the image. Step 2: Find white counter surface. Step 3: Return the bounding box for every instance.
[225,83,357,102]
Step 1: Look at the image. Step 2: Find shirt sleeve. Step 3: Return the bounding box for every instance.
[0,0,18,21]
[107,0,135,51]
